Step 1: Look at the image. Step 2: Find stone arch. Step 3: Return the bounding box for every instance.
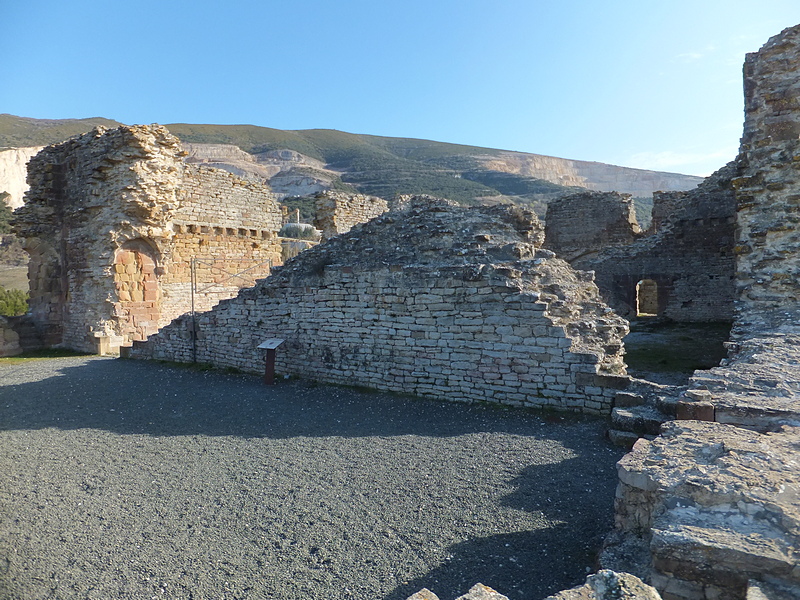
[636,279,659,317]
[113,239,161,344]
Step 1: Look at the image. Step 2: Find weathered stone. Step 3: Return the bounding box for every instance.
[455,583,509,600]
[313,190,388,241]
[545,570,662,600]
[614,421,800,599]
[406,589,441,600]
[553,165,738,323]
[545,191,641,262]
[12,125,283,354]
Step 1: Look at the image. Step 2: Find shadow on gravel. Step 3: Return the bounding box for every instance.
[0,357,621,600]
[386,456,614,600]
[0,357,607,440]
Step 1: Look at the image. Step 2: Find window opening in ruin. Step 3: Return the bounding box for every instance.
[636,279,659,317]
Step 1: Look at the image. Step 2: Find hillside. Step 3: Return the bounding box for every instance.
[0,114,121,149]
[0,114,705,221]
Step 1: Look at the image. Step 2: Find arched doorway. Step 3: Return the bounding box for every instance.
[113,241,161,343]
[636,279,659,317]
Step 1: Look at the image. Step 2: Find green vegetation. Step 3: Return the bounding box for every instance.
[0,286,28,316]
[624,321,731,373]
[281,196,317,223]
[461,171,580,196]
[0,347,92,365]
[279,222,319,240]
[0,114,121,148]
[0,194,12,233]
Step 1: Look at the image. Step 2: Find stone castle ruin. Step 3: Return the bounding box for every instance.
[544,168,737,323]
[10,125,283,354]
[1,20,800,600]
[593,24,800,600]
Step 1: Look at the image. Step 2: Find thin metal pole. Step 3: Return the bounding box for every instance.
[190,257,197,363]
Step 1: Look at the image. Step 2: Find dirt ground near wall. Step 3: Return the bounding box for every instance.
[0,265,27,292]
[0,357,623,600]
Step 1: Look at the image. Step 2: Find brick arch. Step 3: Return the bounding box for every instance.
[113,240,161,344]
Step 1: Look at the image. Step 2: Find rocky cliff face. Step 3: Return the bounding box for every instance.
[182,143,704,203]
[480,152,704,197]
[0,146,44,208]
[184,143,338,198]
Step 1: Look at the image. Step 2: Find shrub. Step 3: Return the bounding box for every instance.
[0,286,27,316]
[279,223,320,241]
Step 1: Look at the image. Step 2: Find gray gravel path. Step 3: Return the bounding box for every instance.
[0,357,623,600]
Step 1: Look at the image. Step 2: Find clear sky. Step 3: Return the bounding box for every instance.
[3,1,800,176]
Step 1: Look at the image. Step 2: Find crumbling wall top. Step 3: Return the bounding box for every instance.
[293,196,544,275]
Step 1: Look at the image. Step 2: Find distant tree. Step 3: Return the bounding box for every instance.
[0,193,12,234]
[0,286,27,316]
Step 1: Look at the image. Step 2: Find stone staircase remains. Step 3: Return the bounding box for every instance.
[607,379,682,449]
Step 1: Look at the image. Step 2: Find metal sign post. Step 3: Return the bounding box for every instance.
[258,338,285,385]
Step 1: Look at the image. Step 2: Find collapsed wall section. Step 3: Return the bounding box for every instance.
[131,198,630,414]
[602,24,800,600]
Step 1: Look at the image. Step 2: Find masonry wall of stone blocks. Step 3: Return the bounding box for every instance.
[0,317,21,357]
[313,191,389,240]
[544,191,642,262]
[732,24,800,337]
[12,125,283,354]
[131,199,630,414]
[572,165,738,322]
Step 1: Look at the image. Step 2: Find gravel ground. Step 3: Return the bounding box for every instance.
[0,357,623,600]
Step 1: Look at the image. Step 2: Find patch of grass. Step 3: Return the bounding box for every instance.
[0,114,121,147]
[624,321,731,373]
[0,348,93,364]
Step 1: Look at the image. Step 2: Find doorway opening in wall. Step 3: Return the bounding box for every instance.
[114,241,161,344]
[636,279,659,317]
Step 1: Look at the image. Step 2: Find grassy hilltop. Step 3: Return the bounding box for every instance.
[0,114,705,220]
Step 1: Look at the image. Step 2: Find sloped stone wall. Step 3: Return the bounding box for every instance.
[131,199,630,414]
[12,125,283,354]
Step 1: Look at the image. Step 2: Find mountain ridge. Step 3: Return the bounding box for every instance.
[0,114,704,219]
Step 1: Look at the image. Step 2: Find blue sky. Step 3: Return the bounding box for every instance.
[3,1,800,176]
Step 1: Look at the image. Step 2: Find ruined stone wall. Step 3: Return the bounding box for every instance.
[577,165,737,322]
[131,199,630,414]
[600,24,800,600]
[13,125,283,354]
[733,24,800,337]
[648,191,684,234]
[544,191,641,262]
[313,191,388,240]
